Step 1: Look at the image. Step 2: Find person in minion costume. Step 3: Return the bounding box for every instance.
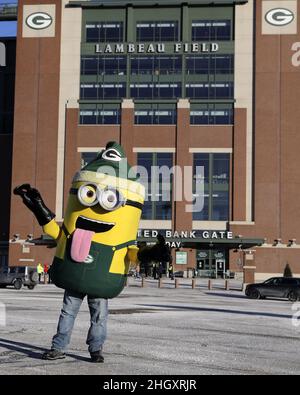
[14,142,171,363]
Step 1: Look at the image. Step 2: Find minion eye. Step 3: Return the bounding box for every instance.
[97,188,126,211]
[78,184,98,207]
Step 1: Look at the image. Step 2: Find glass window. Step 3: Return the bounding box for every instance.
[101,56,127,76]
[81,56,98,75]
[193,153,230,221]
[192,20,232,41]
[86,22,124,43]
[137,153,173,220]
[131,55,182,76]
[186,55,233,75]
[190,104,233,125]
[81,56,127,76]
[79,104,121,125]
[193,154,210,221]
[186,56,209,75]
[131,82,181,99]
[81,152,98,168]
[80,83,126,100]
[135,103,177,125]
[212,154,230,221]
[80,83,98,99]
[186,82,233,100]
[137,21,179,42]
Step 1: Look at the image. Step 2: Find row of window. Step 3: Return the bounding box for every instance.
[79,104,234,125]
[81,152,230,221]
[135,105,177,124]
[85,20,232,43]
[80,82,234,100]
[136,21,179,42]
[80,55,234,76]
[86,22,124,43]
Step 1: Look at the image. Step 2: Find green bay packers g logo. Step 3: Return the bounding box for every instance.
[26,12,53,30]
[265,8,295,26]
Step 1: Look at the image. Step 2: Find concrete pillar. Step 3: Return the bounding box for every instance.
[174,99,192,231]
[243,251,256,284]
[120,99,135,164]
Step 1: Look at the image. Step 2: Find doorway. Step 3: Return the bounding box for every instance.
[196,249,228,278]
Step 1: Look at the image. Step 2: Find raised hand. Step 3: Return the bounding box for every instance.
[14,184,55,226]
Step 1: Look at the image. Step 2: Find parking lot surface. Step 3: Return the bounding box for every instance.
[0,279,300,375]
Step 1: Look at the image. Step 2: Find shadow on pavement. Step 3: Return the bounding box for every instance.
[0,338,45,360]
[0,338,90,362]
[138,304,293,319]
[205,292,247,299]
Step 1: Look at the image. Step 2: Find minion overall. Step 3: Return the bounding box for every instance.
[14,142,171,362]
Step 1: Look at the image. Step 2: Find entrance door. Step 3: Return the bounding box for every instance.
[196,250,228,278]
[196,251,210,277]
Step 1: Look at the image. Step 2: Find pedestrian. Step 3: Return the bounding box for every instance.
[158,263,163,279]
[44,264,49,284]
[152,263,157,280]
[37,263,44,284]
[168,262,174,280]
[135,265,141,279]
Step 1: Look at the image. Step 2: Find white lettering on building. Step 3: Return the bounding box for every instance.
[292,42,300,67]
[95,42,219,54]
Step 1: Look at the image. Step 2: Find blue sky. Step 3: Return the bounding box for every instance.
[0,1,17,38]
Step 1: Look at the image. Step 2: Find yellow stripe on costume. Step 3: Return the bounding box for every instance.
[127,246,139,265]
[43,219,61,240]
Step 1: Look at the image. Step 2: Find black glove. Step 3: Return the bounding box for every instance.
[14,184,55,226]
[138,234,172,263]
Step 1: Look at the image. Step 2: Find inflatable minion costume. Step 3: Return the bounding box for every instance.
[14,142,171,362]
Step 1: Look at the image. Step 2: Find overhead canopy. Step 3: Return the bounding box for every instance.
[68,0,248,8]
[138,236,264,250]
[26,234,264,251]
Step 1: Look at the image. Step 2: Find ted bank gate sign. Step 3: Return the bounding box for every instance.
[0,42,5,67]
[138,229,234,248]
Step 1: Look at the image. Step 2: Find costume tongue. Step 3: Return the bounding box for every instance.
[71,228,95,263]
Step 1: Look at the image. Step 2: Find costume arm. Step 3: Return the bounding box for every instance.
[127,246,140,265]
[43,219,61,241]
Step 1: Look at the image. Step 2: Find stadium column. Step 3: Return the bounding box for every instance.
[174,99,195,271]
[121,99,135,165]
[9,0,61,266]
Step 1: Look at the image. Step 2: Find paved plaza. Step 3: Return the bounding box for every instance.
[0,278,300,375]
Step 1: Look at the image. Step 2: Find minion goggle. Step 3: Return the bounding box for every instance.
[70,183,143,212]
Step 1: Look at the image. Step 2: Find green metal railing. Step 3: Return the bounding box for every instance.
[0,3,18,20]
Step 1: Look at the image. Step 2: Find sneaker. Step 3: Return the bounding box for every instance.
[90,350,104,363]
[42,349,66,360]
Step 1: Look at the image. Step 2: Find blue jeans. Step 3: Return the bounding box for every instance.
[52,290,108,354]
